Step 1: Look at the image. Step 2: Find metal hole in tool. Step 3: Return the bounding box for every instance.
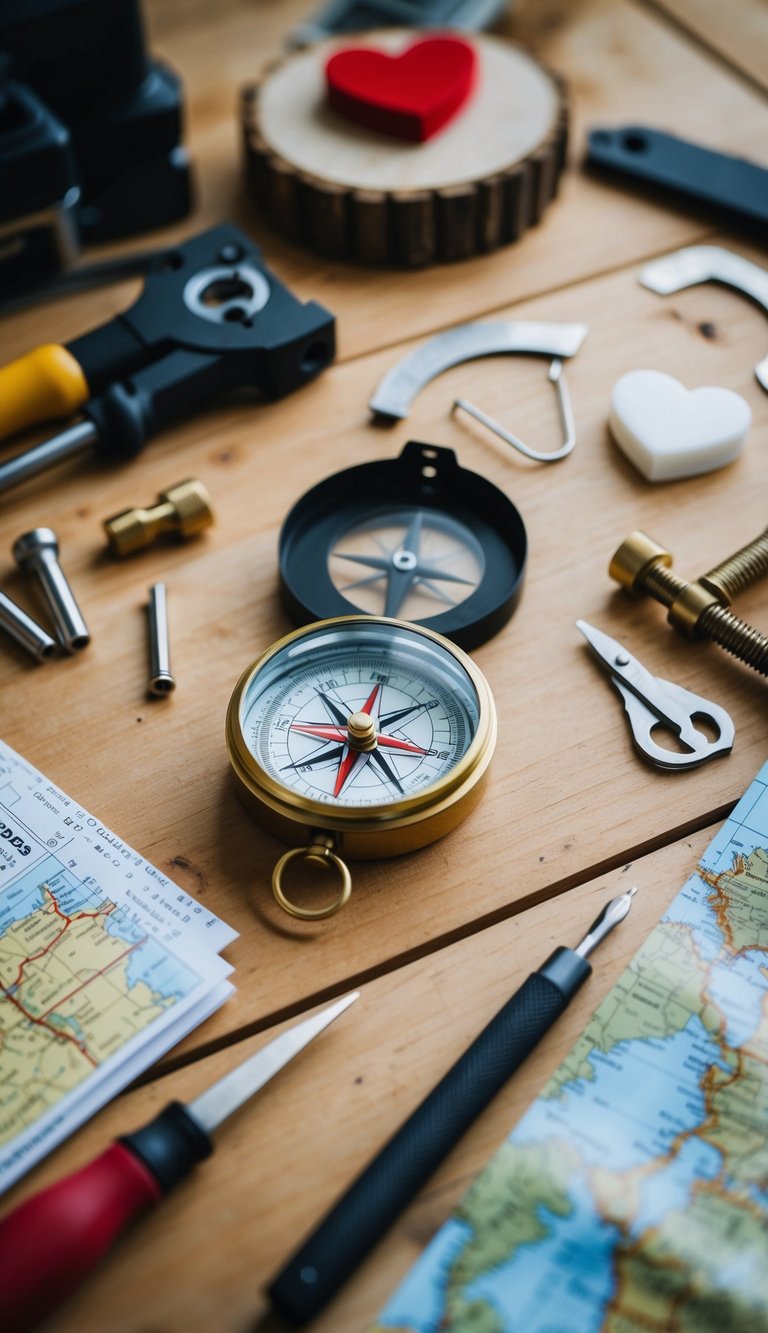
[202,277,254,307]
[150,675,175,695]
[183,263,270,325]
[300,340,331,374]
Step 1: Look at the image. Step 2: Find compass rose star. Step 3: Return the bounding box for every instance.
[335,512,474,617]
[288,682,430,797]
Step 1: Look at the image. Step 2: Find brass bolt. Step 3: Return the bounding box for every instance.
[104,479,214,556]
[609,530,768,678]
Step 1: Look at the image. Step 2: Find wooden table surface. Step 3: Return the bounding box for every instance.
[1,1,767,1329]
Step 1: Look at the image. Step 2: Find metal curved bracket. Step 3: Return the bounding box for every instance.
[452,358,576,463]
[640,245,768,392]
[369,320,589,420]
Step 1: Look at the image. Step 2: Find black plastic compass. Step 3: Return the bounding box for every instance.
[279,441,527,648]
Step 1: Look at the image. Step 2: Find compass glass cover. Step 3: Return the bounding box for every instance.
[239,620,481,808]
[327,508,485,622]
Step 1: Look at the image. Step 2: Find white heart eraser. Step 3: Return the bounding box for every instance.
[609,369,751,482]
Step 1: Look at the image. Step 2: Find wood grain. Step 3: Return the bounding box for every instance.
[0,1,766,1329]
[2,248,765,1063]
[646,0,768,91]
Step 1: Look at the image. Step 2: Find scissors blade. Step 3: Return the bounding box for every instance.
[576,620,663,701]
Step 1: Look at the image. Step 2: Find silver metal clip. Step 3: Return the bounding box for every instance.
[452,357,576,463]
[639,245,768,393]
[576,620,734,770]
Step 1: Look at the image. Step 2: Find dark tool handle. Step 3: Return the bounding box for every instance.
[268,950,591,1325]
[586,126,768,229]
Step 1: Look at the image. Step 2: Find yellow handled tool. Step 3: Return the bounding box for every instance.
[0,344,89,438]
[0,223,336,496]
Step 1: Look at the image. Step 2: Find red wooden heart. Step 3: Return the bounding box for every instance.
[325,36,477,143]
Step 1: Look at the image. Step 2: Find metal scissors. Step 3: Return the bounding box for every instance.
[576,620,734,770]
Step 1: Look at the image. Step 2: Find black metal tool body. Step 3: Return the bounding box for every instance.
[0,224,336,492]
[0,0,191,253]
[586,126,768,231]
[268,888,637,1326]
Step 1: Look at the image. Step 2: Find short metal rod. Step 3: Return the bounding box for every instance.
[147,582,175,697]
[0,590,57,662]
[13,528,90,653]
[0,420,98,494]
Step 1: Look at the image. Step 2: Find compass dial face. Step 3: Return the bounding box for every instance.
[328,508,485,622]
[238,621,481,808]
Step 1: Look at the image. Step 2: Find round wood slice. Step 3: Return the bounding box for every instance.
[241,30,568,267]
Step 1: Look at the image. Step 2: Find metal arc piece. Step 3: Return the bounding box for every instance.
[370,320,589,420]
[639,246,768,392]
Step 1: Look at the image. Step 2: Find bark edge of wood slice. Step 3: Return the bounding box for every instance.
[241,30,569,268]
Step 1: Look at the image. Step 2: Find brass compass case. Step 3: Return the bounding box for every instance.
[225,616,496,913]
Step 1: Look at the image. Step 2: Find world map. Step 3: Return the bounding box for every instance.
[374,765,768,1332]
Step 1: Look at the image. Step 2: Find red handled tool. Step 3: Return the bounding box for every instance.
[0,992,358,1331]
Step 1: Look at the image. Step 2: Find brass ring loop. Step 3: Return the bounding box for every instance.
[272,845,352,920]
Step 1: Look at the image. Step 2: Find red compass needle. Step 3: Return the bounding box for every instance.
[290,722,348,743]
[332,682,380,797]
[287,683,430,798]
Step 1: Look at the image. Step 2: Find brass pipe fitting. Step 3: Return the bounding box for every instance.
[609,530,768,677]
[104,479,214,556]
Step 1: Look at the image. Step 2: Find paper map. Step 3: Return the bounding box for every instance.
[374,761,768,1332]
[0,741,236,1191]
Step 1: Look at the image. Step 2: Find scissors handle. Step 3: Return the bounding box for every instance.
[613,676,734,769]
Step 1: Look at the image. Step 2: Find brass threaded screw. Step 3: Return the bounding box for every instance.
[699,526,768,603]
[609,530,768,678]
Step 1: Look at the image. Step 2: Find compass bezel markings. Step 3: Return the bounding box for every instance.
[242,650,472,808]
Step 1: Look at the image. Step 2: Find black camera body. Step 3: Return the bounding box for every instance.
[0,0,192,292]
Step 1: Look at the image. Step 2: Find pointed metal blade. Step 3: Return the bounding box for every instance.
[187,992,359,1135]
[575,619,630,670]
[574,886,638,958]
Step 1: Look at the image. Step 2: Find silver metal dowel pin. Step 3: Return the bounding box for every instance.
[0,590,57,662]
[0,421,99,495]
[147,582,175,697]
[13,528,90,653]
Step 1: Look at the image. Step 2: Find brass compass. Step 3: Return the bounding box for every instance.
[226,615,496,919]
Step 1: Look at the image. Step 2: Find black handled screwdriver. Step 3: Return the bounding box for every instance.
[268,886,637,1325]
